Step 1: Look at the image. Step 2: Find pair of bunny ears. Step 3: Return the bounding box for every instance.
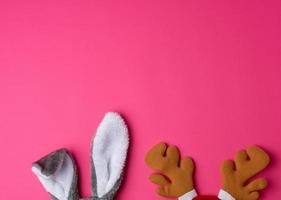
[32,112,129,200]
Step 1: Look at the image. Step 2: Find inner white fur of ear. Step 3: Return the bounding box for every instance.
[32,154,74,200]
[92,112,129,198]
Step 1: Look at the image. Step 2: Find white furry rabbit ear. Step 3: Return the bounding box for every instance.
[32,149,79,200]
[91,112,129,199]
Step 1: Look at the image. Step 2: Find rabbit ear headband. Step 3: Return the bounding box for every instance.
[32,112,129,200]
[145,143,271,200]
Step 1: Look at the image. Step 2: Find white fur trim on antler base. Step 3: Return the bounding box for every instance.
[218,189,236,200]
[178,189,198,200]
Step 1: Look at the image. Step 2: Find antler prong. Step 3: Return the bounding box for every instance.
[221,145,270,200]
[145,143,195,198]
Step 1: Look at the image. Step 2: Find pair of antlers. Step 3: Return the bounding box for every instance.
[145,143,270,200]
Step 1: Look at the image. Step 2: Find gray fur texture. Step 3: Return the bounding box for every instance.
[33,148,124,200]
[32,112,129,200]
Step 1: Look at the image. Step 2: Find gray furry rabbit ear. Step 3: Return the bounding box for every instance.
[32,112,129,200]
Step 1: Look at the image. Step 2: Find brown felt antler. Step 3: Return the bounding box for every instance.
[145,143,195,198]
[221,145,270,200]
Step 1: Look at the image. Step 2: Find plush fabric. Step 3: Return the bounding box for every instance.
[218,190,235,200]
[194,196,219,200]
[32,149,78,200]
[220,145,270,200]
[179,189,198,200]
[145,143,195,197]
[145,143,271,200]
[32,112,129,200]
[91,112,129,198]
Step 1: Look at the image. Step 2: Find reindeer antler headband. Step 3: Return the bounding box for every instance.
[145,143,270,200]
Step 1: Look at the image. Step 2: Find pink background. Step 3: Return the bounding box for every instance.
[0,1,281,199]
